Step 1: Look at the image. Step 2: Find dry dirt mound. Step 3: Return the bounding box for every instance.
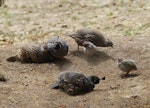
[0,35,150,108]
[0,0,150,108]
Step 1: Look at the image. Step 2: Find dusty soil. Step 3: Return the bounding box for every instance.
[0,0,150,108]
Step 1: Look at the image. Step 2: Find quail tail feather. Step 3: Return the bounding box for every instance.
[51,81,60,89]
[6,56,18,62]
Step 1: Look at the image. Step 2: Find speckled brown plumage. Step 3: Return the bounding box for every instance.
[67,29,113,50]
[7,43,53,63]
[6,37,69,63]
[51,71,105,96]
[117,58,137,75]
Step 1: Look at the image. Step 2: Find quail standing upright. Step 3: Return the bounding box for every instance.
[117,58,137,75]
[51,71,105,96]
[67,29,113,52]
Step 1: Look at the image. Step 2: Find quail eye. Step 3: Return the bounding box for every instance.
[55,43,61,50]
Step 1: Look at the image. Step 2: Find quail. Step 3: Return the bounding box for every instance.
[6,36,69,63]
[117,58,137,75]
[67,29,113,51]
[51,71,105,96]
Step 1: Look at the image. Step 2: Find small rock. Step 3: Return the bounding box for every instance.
[61,24,68,28]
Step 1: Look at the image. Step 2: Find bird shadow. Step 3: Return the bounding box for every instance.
[69,50,84,56]
[120,73,140,79]
[92,89,107,92]
[51,57,73,71]
[66,90,96,96]
[77,89,105,96]
[16,57,72,71]
[70,50,115,65]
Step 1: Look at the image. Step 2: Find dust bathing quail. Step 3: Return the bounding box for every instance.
[67,29,113,52]
[51,71,105,96]
[6,36,69,63]
[117,58,137,75]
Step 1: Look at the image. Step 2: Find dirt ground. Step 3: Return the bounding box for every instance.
[0,0,150,108]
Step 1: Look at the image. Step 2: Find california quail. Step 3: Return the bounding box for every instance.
[51,71,105,96]
[6,36,69,63]
[67,29,113,51]
[117,58,137,75]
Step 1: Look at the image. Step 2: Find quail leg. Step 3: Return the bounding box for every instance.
[76,45,81,56]
[126,71,130,75]
[77,45,80,52]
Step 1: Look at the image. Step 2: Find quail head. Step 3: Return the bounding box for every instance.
[46,36,69,58]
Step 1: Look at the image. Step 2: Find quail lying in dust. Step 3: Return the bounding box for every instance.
[117,58,137,75]
[67,29,113,52]
[51,71,105,96]
[6,37,69,63]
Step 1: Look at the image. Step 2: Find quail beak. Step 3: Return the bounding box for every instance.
[101,77,105,80]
